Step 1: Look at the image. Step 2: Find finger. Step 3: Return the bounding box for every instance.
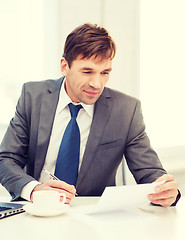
[155,180,178,194]
[149,188,178,200]
[155,173,174,183]
[30,183,54,201]
[46,179,76,194]
[61,196,72,204]
[149,196,176,207]
[148,188,178,207]
[32,183,54,192]
[58,189,75,202]
[32,180,77,200]
[44,180,76,202]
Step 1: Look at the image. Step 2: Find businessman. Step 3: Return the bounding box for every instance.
[0,23,179,207]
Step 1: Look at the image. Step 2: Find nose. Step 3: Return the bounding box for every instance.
[89,75,101,89]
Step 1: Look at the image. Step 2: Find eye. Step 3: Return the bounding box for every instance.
[101,72,109,75]
[82,71,92,74]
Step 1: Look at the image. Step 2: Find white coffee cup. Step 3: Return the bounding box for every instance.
[32,190,66,211]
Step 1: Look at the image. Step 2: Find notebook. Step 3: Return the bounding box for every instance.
[0,202,24,219]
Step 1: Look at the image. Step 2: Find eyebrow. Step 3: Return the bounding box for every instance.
[80,67,112,72]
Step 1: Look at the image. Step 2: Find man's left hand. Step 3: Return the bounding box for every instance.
[147,174,179,207]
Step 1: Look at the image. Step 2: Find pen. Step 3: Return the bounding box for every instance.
[43,168,78,196]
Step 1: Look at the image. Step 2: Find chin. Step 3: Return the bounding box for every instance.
[82,99,97,105]
[81,94,100,105]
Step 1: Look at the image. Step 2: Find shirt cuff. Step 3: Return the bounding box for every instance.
[21,181,41,201]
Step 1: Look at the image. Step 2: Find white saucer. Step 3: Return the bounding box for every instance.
[23,203,70,217]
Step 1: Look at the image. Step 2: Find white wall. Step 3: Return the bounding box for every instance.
[139,0,185,194]
[140,0,185,149]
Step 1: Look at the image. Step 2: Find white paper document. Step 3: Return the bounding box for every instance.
[87,181,165,214]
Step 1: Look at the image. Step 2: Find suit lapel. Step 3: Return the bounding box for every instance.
[34,78,63,179]
[76,88,112,187]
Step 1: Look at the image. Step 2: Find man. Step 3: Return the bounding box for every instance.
[0,23,180,206]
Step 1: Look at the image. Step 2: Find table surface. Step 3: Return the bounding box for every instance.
[0,190,185,240]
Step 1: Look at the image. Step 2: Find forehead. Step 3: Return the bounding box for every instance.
[71,55,112,70]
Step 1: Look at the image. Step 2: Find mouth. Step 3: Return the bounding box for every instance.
[84,90,99,97]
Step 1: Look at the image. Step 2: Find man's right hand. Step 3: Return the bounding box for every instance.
[30,179,77,204]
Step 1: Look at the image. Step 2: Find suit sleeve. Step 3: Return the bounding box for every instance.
[124,100,167,184]
[0,84,36,200]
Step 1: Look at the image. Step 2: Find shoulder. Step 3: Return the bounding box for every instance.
[23,78,63,94]
[104,87,140,107]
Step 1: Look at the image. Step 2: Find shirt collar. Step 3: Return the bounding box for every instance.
[57,78,94,118]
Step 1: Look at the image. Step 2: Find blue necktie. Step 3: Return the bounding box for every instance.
[54,103,82,185]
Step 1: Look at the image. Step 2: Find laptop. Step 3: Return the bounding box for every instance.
[0,202,25,219]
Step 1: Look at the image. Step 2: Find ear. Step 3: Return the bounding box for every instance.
[60,58,69,76]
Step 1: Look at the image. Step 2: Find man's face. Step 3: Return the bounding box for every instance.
[61,55,112,104]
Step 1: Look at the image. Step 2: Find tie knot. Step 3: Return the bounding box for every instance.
[68,103,82,118]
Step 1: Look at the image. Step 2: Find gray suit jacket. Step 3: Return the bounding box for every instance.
[0,77,166,200]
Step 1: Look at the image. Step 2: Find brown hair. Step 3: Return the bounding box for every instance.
[63,23,116,68]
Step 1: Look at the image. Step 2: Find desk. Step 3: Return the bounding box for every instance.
[0,194,185,240]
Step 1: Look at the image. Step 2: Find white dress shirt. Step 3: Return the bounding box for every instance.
[21,79,94,200]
